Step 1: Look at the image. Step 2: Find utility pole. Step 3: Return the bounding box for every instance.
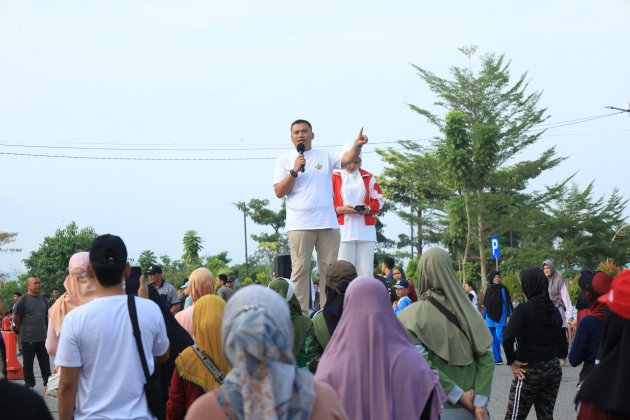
[240,202,249,278]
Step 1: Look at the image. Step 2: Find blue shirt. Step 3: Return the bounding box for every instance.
[483,288,512,327]
[394,296,412,316]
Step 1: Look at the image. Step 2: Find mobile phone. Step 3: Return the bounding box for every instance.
[125,266,142,295]
[354,205,367,212]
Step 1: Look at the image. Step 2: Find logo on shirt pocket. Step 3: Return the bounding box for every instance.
[314,164,323,170]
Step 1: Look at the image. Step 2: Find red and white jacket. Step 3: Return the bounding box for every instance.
[332,168,384,226]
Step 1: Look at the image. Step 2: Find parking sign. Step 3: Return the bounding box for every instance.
[490,236,500,259]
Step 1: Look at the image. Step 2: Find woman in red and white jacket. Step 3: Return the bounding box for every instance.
[332,156,384,278]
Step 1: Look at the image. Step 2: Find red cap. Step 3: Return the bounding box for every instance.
[598,269,630,319]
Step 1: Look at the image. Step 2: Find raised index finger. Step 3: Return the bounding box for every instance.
[358,127,363,137]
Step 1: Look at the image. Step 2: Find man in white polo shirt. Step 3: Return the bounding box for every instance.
[273,119,367,314]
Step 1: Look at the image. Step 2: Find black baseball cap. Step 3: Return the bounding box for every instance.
[89,234,127,267]
[146,264,163,275]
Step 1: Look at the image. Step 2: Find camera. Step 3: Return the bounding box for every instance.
[354,205,367,212]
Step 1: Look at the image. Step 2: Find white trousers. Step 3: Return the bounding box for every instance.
[338,240,375,279]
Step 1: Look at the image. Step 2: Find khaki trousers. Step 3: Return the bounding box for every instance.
[288,228,341,315]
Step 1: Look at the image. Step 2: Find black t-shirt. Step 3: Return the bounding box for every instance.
[14,295,48,342]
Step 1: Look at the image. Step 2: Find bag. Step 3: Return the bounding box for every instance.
[127,294,166,420]
[45,371,60,398]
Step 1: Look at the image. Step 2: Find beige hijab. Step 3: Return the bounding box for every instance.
[399,248,492,366]
[48,252,97,336]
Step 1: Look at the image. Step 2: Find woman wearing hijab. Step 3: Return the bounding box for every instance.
[569,271,613,386]
[175,268,214,338]
[576,269,630,419]
[186,285,347,420]
[502,268,563,420]
[305,261,356,373]
[399,248,493,419]
[167,295,228,420]
[46,252,98,356]
[268,278,312,369]
[482,270,513,364]
[542,259,573,362]
[316,277,445,420]
[332,156,384,278]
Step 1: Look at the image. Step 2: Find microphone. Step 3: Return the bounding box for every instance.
[296,143,305,172]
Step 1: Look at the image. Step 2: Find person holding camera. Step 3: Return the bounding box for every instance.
[332,155,384,278]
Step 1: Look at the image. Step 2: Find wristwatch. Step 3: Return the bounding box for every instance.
[289,169,298,178]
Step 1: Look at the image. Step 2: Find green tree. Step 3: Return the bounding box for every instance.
[411,49,562,290]
[0,231,20,255]
[137,250,158,273]
[376,143,450,258]
[204,251,232,276]
[545,182,630,269]
[235,199,287,256]
[23,222,97,295]
[182,229,204,266]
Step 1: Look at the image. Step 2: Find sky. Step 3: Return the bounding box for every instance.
[1,0,629,279]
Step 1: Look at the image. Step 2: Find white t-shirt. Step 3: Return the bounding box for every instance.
[274,148,344,231]
[337,169,382,242]
[56,295,169,420]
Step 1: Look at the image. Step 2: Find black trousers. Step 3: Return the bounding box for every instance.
[22,341,51,388]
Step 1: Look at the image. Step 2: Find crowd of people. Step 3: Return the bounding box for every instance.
[0,119,628,419]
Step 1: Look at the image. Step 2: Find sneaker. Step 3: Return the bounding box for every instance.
[495,361,504,365]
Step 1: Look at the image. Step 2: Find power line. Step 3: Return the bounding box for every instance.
[0,152,277,161]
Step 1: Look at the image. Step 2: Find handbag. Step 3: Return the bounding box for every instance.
[127,294,166,420]
[191,344,225,384]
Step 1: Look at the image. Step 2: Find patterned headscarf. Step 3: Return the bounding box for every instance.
[48,252,97,336]
[215,285,315,420]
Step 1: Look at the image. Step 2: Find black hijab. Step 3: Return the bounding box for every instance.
[520,268,556,315]
[575,270,595,311]
[576,311,630,416]
[483,270,513,322]
[322,260,357,335]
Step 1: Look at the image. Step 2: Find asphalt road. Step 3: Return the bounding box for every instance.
[16,354,580,419]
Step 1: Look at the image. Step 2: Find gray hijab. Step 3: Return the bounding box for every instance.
[543,259,566,310]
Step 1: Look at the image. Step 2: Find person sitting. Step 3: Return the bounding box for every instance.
[175,268,214,339]
[392,279,412,317]
[399,248,494,419]
[268,278,312,369]
[186,285,348,420]
[167,295,229,420]
[315,277,445,419]
[569,270,613,387]
[305,261,357,373]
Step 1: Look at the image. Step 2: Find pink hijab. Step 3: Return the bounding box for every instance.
[48,252,98,336]
[315,277,445,419]
[175,267,215,338]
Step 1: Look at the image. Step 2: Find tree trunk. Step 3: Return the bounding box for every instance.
[462,188,472,280]
[416,208,423,258]
[477,190,488,291]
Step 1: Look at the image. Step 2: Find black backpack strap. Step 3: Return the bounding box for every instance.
[421,295,468,337]
[127,294,151,384]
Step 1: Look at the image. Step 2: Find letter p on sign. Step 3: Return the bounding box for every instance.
[490,236,500,259]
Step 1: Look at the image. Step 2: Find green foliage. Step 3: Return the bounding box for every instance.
[405,259,418,281]
[137,250,158,273]
[568,278,581,306]
[182,230,203,266]
[22,222,98,295]
[501,271,524,303]
[410,49,562,289]
[204,251,232,276]
[0,281,23,313]
[376,144,450,256]
[0,231,21,255]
